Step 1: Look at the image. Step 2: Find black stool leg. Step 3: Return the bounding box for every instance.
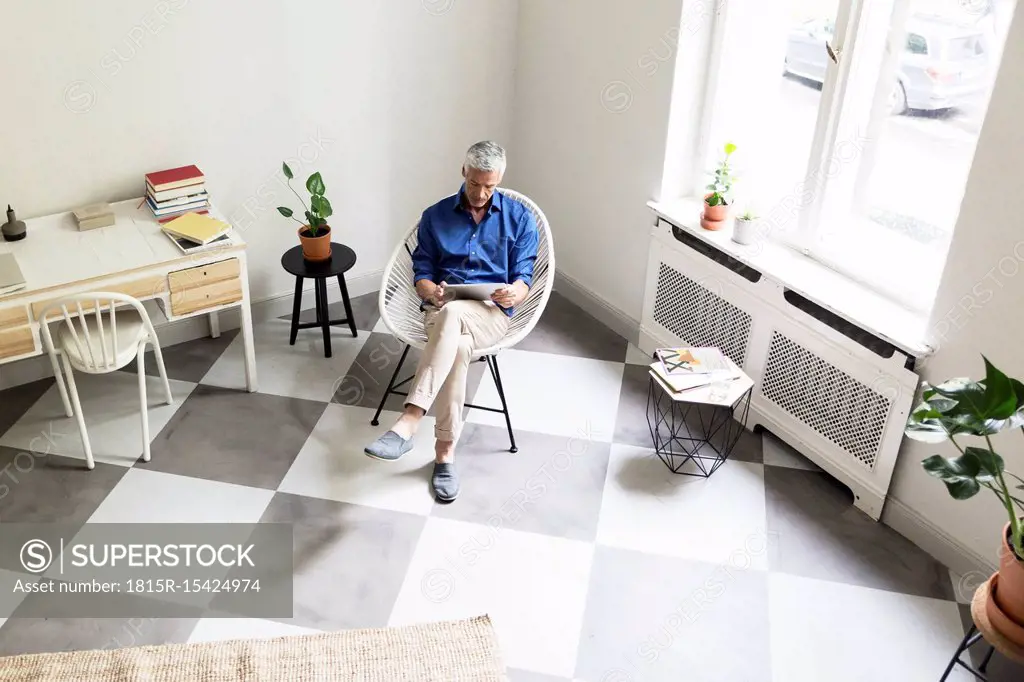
[487,355,517,453]
[338,274,358,337]
[289,276,303,346]
[315,278,332,358]
[371,344,411,426]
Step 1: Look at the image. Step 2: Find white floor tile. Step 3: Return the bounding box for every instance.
[625,343,653,366]
[187,617,322,644]
[467,349,623,443]
[388,517,593,678]
[201,317,367,402]
[597,444,770,568]
[85,468,274,524]
[762,432,822,472]
[278,404,437,516]
[0,373,195,467]
[768,573,971,682]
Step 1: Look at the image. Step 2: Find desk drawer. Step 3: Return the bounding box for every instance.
[170,277,242,317]
[0,327,35,360]
[0,305,30,331]
[32,275,168,322]
[168,259,240,294]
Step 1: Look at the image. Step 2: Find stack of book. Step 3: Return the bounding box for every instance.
[160,212,233,254]
[651,346,737,393]
[145,164,208,223]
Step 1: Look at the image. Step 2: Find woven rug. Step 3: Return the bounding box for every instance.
[0,615,507,681]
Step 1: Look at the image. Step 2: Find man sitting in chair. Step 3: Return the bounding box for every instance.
[364,141,539,502]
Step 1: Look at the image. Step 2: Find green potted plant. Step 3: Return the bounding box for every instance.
[702,142,737,231]
[276,162,333,262]
[733,208,758,245]
[905,355,1024,647]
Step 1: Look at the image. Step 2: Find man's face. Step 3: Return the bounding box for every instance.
[462,166,502,209]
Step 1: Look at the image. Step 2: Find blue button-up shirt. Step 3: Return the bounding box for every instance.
[412,187,539,317]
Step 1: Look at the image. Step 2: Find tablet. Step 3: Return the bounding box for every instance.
[447,283,508,301]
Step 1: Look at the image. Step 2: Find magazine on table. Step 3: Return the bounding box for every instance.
[655,346,731,376]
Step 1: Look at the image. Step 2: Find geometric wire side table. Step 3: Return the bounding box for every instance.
[646,358,754,478]
[939,575,1024,681]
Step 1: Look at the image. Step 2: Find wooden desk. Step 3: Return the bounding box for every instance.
[0,199,257,391]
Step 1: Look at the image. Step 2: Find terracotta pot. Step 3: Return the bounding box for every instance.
[700,217,726,231]
[996,523,1024,627]
[987,573,1024,648]
[703,195,730,223]
[299,225,332,262]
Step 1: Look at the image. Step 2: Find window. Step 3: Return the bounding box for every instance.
[695,0,1017,313]
[906,33,928,54]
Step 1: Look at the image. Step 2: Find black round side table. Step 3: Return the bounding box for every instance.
[281,243,358,358]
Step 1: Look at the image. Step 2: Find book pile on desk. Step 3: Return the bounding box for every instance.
[145,164,209,223]
[160,212,234,255]
[651,346,737,393]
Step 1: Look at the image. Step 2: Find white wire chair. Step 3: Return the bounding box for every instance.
[37,292,173,470]
[372,188,554,452]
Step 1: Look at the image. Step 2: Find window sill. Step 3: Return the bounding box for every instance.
[647,197,933,359]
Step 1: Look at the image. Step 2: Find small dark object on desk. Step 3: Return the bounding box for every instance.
[2,205,26,242]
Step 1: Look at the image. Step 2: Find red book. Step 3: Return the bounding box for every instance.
[145,165,205,192]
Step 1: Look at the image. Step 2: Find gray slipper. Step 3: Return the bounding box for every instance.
[432,462,460,502]
[364,431,413,461]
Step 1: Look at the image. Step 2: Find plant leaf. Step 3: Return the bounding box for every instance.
[922,454,983,500]
[306,172,325,196]
[317,197,333,218]
[276,206,293,218]
[945,477,982,500]
[982,356,1017,420]
[964,446,1003,481]
[282,162,294,180]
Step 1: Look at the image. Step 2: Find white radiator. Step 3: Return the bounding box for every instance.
[639,218,920,520]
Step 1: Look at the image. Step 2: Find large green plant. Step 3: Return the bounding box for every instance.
[905,356,1024,558]
[276,163,332,237]
[705,142,737,207]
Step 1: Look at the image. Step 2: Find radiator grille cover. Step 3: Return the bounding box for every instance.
[760,332,889,470]
[652,263,752,366]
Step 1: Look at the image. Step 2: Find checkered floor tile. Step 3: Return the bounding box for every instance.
[0,289,1017,680]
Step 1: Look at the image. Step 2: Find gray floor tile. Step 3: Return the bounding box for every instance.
[145,385,326,490]
[957,603,1023,680]
[281,290,380,333]
[122,329,239,383]
[0,378,53,440]
[762,430,821,471]
[765,466,955,601]
[575,545,771,682]
[514,291,628,363]
[431,423,610,542]
[259,492,426,631]
[613,363,655,448]
[0,608,199,656]
[0,446,126,524]
[332,331,487,418]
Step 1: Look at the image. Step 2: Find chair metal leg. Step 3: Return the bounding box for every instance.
[148,337,174,405]
[371,344,411,426]
[137,345,151,463]
[48,350,73,418]
[60,354,94,470]
[487,355,517,453]
[289,276,303,345]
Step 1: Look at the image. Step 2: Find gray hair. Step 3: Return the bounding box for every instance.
[464,141,507,174]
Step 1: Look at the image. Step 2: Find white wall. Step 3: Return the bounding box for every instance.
[0,0,518,302]
[887,3,1024,568]
[507,0,688,325]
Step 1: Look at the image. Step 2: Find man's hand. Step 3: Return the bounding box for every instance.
[429,282,448,308]
[491,281,529,309]
[415,280,448,309]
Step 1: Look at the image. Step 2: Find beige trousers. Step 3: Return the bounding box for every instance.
[406,300,510,443]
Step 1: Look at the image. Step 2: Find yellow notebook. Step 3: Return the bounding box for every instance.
[161,212,230,245]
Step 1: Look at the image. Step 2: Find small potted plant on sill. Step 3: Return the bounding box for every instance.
[702,141,737,231]
[277,162,333,262]
[905,356,1024,648]
[733,209,759,246]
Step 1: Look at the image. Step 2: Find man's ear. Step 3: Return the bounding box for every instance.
[461,165,467,179]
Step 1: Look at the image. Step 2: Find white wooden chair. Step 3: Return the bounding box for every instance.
[37,292,173,469]
[372,188,554,452]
